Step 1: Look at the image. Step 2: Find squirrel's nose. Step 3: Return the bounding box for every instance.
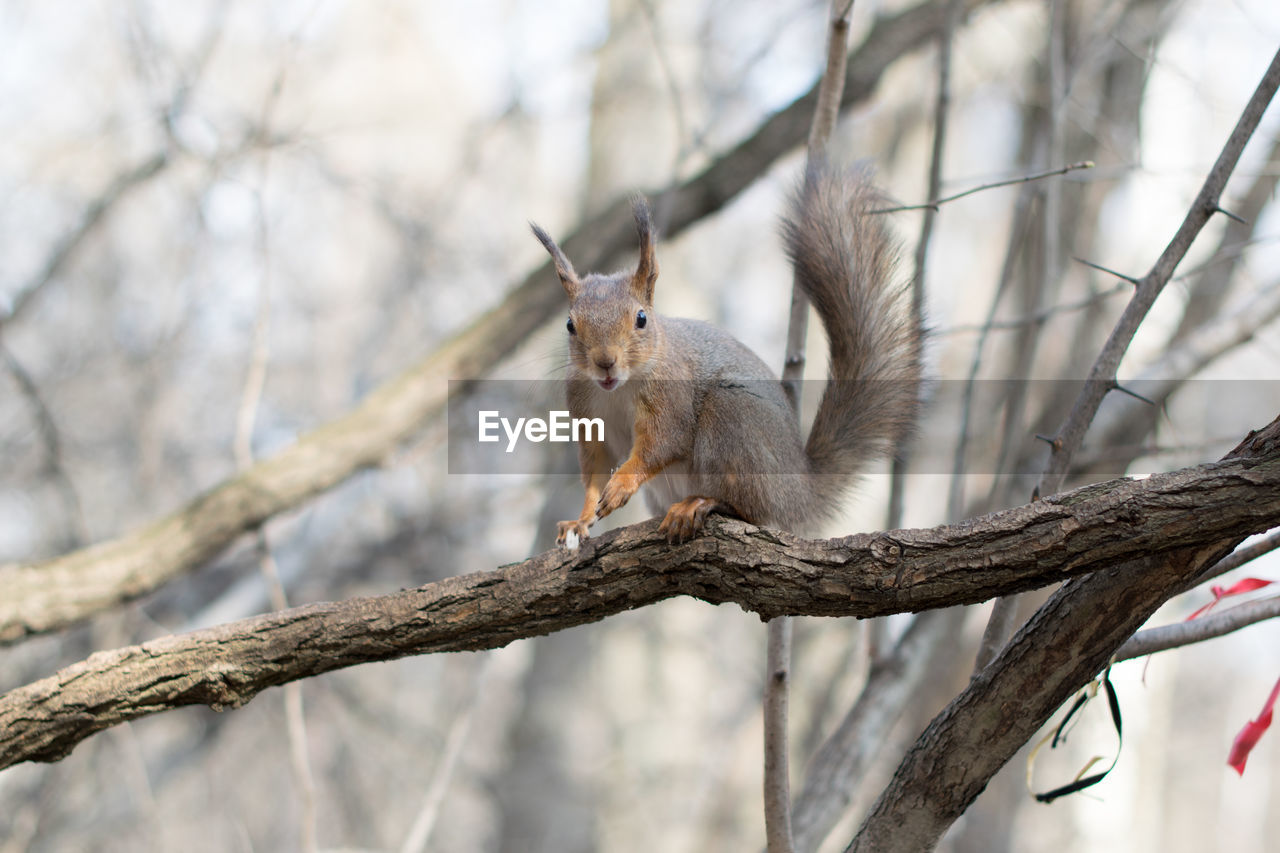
[595,355,616,372]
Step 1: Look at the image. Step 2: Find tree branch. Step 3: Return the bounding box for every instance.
[0,0,1002,647]
[2,152,170,328]
[846,415,1280,853]
[791,608,964,852]
[771,0,861,846]
[1116,594,1280,661]
[1186,527,1280,591]
[0,422,1276,774]
[1035,45,1280,499]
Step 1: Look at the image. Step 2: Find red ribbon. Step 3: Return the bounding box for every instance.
[1180,576,1278,776]
[1228,675,1280,776]
[1185,577,1274,621]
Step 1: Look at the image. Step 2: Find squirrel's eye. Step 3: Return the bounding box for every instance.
[566,316,576,335]
[635,310,647,329]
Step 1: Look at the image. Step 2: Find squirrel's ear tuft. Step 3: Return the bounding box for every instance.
[630,195,658,304]
[531,222,580,297]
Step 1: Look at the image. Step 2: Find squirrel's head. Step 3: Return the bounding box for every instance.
[531,196,659,392]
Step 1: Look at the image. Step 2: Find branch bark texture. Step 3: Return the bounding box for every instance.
[1,422,1277,773]
[847,415,1280,853]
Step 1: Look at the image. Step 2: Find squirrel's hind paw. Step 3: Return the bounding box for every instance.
[659,496,721,544]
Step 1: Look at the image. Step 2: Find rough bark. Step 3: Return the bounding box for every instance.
[846,415,1280,852]
[0,419,1277,774]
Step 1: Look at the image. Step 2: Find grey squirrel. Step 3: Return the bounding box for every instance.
[531,167,923,546]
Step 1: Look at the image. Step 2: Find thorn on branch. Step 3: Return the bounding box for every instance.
[1034,433,1060,448]
[1073,256,1140,285]
[1214,205,1249,225]
[1112,382,1156,407]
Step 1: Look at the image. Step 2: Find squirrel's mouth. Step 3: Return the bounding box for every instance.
[597,377,619,391]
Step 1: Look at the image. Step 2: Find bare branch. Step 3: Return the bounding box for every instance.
[944,170,1038,521]
[1183,527,1280,592]
[1116,595,1280,661]
[235,157,319,852]
[1035,46,1280,499]
[846,416,1280,852]
[1079,278,1280,470]
[0,342,87,548]
[1072,256,1140,284]
[870,160,1094,214]
[400,657,491,853]
[772,1,862,846]
[0,424,1276,774]
[940,280,1129,335]
[791,608,964,852]
[886,0,960,531]
[974,0,1071,675]
[1170,130,1280,343]
[764,615,795,853]
[2,152,170,328]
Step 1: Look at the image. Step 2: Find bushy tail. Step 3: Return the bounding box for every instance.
[781,167,923,512]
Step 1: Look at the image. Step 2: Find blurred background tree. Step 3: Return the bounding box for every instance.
[1,0,1279,851]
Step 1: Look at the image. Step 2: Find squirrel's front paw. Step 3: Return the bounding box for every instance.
[556,519,591,549]
[597,471,643,518]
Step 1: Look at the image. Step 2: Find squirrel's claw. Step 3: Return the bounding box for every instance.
[556,519,591,549]
[659,496,720,544]
[597,471,643,519]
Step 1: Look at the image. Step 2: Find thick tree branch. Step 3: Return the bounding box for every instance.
[0,0,1001,646]
[846,415,1280,853]
[791,608,964,853]
[1186,527,1280,591]
[0,426,1277,774]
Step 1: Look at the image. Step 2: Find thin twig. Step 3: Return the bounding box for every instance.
[1,153,170,328]
[0,343,87,548]
[399,656,491,853]
[1073,256,1140,284]
[940,280,1129,335]
[1035,45,1280,500]
[944,174,1038,521]
[768,4,858,850]
[886,0,960,533]
[1116,595,1280,661]
[871,160,1093,214]
[974,0,1071,674]
[1171,131,1280,343]
[763,616,794,853]
[231,67,320,847]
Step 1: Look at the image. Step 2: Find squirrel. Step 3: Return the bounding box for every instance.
[530,166,923,547]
